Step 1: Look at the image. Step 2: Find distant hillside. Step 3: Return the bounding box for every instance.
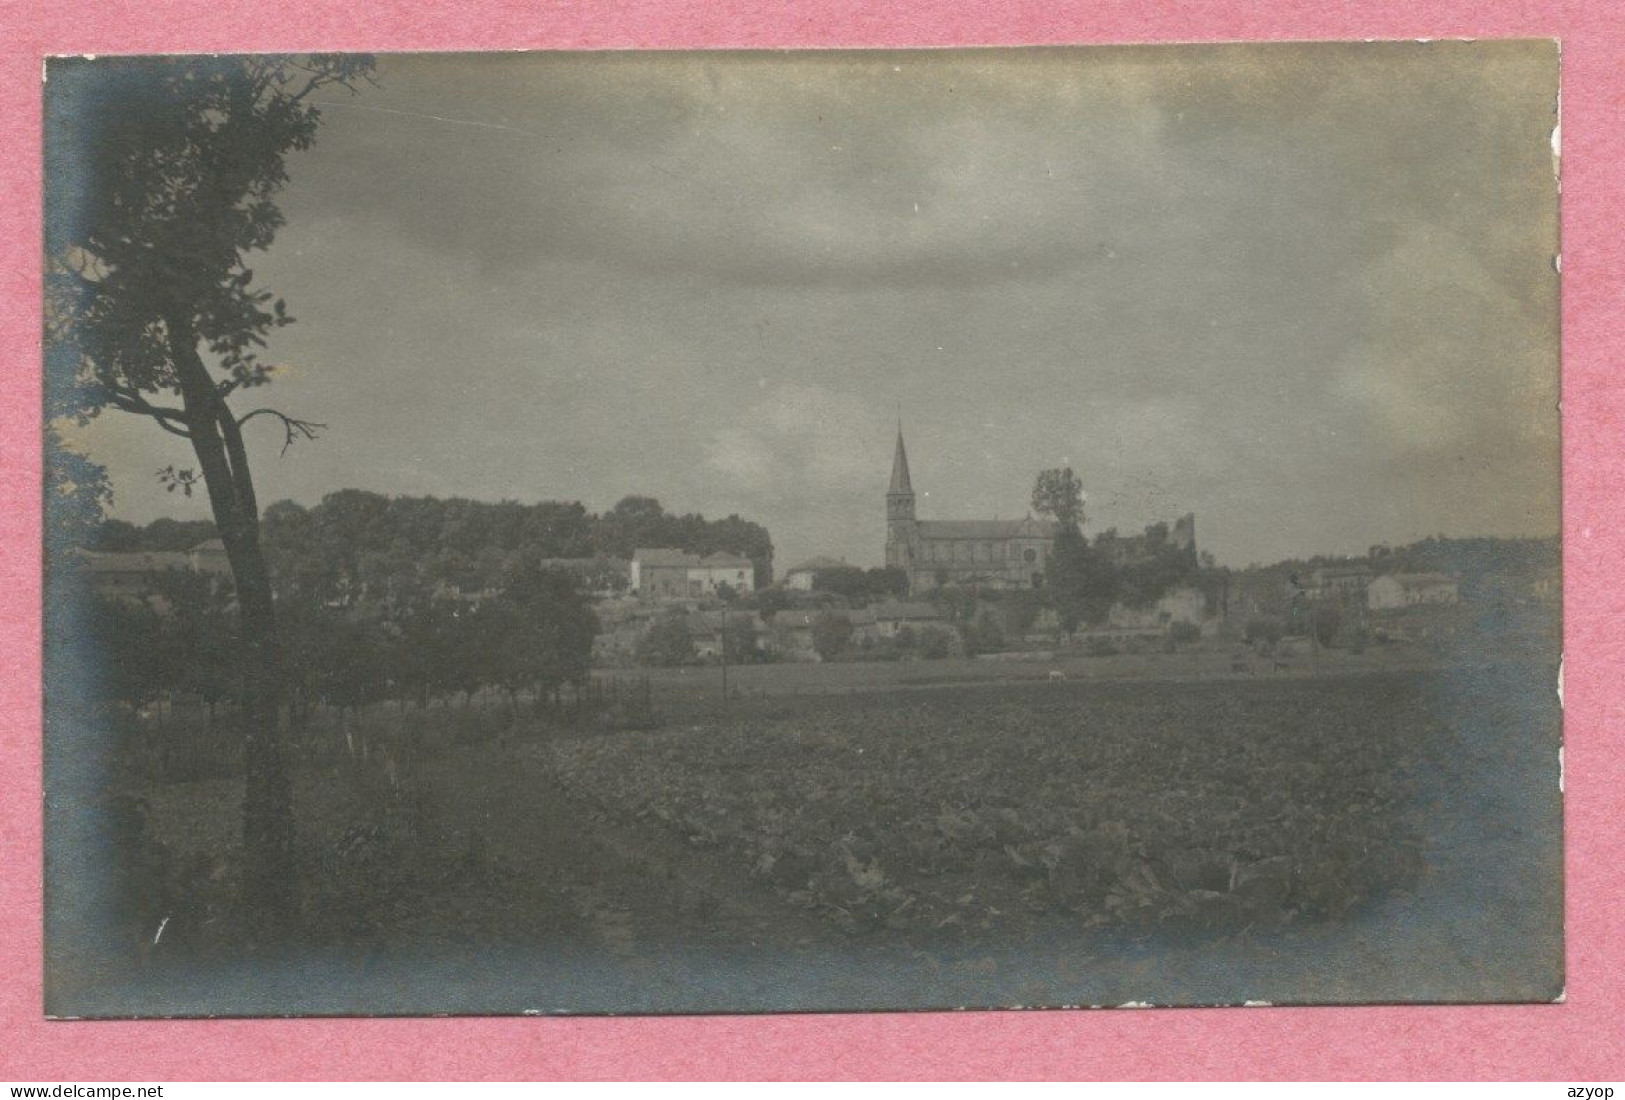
[1236,535,1557,582]
[1225,534,1560,621]
[1373,535,1559,584]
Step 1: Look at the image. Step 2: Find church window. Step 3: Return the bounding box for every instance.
[1024,548,1037,564]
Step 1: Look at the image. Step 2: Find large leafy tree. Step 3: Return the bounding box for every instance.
[1031,467,1115,634]
[1030,467,1086,532]
[46,55,375,923]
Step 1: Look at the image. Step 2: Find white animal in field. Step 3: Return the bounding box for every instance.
[1048,669,1066,682]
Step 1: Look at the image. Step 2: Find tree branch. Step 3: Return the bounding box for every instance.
[236,407,327,455]
[103,388,194,438]
[104,383,188,421]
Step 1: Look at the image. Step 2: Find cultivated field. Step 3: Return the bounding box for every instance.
[65,659,1560,1013]
[549,675,1443,939]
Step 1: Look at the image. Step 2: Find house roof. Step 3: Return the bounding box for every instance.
[916,518,1057,540]
[698,552,753,569]
[872,600,943,622]
[633,548,752,570]
[697,610,767,629]
[774,608,877,629]
[633,548,700,567]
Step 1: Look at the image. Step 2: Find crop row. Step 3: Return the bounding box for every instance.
[548,677,1445,936]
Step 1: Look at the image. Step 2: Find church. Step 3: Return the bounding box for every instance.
[884,428,1058,593]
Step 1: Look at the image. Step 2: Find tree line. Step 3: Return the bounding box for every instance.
[85,490,775,604]
[78,554,599,743]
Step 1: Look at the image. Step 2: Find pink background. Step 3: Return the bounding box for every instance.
[3,0,1620,1081]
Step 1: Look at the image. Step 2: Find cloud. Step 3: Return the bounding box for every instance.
[706,383,889,498]
[1332,223,1558,458]
[68,44,1561,570]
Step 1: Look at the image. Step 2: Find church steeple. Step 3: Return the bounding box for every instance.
[886,423,917,560]
[888,424,913,495]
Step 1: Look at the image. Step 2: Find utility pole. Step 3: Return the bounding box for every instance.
[719,608,729,714]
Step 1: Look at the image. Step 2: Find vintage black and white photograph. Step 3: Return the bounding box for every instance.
[42,43,1562,1016]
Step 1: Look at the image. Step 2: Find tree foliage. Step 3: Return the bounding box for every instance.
[248,491,773,604]
[637,613,697,668]
[1030,467,1086,530]
[46,55,377,922]
[720,614,761,665]
[811,613,855,662]
[809,564,909,603]
[1048,527,1119,634]
[47,56,375,427]
[45,427,113,555]
[1311,605,1343,649]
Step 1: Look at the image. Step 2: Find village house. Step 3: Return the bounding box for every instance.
[74,539,234,605]
[186,538,230,574]
[1309,564,1374,601]
[782,557,849,591]
[630,548,756,599]
[769,607,879,660]
[1367,572,1461,611]
[689,609,771,661]
[870,600,945,638]
[1283,563,1375,607]
[591,598,659,662]
[592,602,773,665]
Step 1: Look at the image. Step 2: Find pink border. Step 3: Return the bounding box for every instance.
[4,0,1621,1081]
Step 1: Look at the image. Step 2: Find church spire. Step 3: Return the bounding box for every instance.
[889,424,913,495]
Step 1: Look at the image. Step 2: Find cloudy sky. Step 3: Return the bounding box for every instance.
[64,42,1560,569]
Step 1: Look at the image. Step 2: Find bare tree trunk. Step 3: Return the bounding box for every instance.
[169,317,294,929]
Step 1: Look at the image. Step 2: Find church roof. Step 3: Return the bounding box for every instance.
[916,518,1057,540]
[888,428,913,495]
